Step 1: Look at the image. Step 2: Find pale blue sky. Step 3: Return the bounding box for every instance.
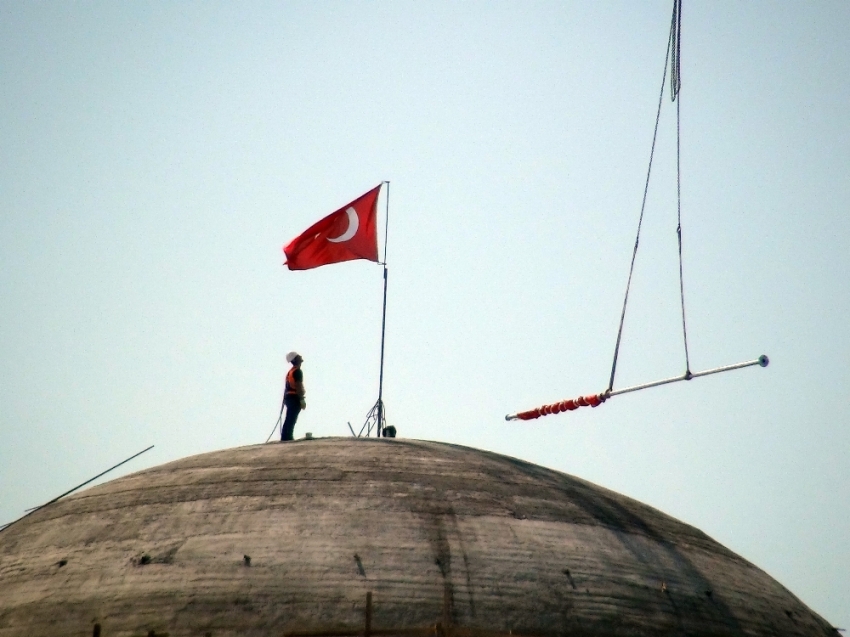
[1,1,848,627]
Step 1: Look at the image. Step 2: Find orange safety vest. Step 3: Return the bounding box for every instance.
[285,367,301,395]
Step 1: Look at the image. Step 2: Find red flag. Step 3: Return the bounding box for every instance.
[283,185,381,271]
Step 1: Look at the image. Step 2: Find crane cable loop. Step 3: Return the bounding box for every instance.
[608,0,689,393]
[503,1,771,423]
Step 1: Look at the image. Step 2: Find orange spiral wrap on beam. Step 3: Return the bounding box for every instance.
[512,393,607,421]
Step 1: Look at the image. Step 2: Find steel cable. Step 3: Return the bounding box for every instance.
[607,5,676,393]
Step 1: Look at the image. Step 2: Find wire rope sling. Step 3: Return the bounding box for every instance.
[506,0,768,422]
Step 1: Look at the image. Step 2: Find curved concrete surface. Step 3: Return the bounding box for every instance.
[0,438,837,636]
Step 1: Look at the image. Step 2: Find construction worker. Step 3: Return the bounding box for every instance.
[281,352,306,441]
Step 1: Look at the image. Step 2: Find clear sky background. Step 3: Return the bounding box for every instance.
[1,0,847,627]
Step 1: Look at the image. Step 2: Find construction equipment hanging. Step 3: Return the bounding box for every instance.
[505,356,768,421]
[506,0,768,422]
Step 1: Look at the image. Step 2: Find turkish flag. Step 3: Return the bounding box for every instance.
[283,185,381,271]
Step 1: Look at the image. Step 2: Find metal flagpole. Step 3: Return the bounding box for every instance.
[377,267,388,435]
[360,181,390,437]
[376,181,390,436]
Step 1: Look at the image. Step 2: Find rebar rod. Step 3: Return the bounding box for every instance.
[0,445,154,533]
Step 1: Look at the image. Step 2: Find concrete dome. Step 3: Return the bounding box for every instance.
[0,438,836,637]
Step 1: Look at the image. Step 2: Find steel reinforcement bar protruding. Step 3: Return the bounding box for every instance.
[505,355,768,421]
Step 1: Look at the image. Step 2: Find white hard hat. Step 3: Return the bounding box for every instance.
[286,351,302,363]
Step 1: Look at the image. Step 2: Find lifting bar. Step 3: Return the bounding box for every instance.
[505,355,768,421]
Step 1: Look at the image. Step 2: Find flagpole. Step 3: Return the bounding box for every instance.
[376,181,390,436]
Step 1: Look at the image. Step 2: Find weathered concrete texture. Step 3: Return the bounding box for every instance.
[0,438,836,637]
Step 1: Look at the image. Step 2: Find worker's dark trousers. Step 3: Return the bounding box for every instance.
[281,395,302,441]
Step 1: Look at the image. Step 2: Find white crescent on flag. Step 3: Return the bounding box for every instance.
[327,207,359,243]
